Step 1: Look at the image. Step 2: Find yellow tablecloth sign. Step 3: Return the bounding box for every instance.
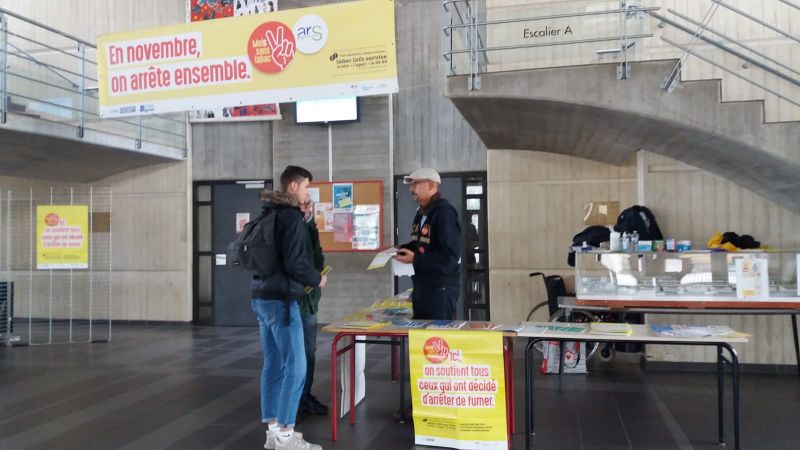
[409,329,508,450]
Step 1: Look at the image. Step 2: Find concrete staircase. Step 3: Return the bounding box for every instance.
[446,59,800,213]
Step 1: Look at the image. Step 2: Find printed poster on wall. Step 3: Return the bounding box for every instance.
[36,206,89,270]
[314,202,333,232]
[332,183,353,209]
[352,204,380,250]
[186,0,281,122]
[235,212,250,234]
[98,0,398,117]
[409,330,508,450]
[332,210,353,243]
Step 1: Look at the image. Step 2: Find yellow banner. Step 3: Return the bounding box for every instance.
[36,206,89,270]
[409,330,508,450]
[97,0,398,117]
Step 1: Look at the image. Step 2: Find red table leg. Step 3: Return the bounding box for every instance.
[349,335,357,425]
[330,334,342,441]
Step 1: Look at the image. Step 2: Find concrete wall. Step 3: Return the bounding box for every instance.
[488,150,637,322]
[0,0,191,322]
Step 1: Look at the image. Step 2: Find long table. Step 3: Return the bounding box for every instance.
[518,322,748,450]
[560,296,800,379]
[321,321,517,443]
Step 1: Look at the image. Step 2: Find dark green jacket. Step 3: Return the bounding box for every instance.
[300,216,325,316]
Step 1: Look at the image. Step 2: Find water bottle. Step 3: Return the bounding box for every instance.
[609,231,621,252]
[621,232,631,252]
[631,230,639,252]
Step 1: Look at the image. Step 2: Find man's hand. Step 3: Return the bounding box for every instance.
[318,275,328,288]
[393,248,414,264]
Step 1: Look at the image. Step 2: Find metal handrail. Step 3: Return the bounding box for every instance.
[6,29,97,65]
[4,47,98,83]
[666,8,800,79]
[0,8,186,154]
[661,36,800,109]
[7,41,78,88]
[9,92,186,137]
[444,6,660,31]
[660,0,721,92]
[445,33,653,56]
[653,11,800,88]
[0,7,95,48]
[711,0,800,44]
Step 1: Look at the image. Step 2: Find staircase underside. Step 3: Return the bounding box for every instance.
[446,60,800,214]
[0,112,182,183]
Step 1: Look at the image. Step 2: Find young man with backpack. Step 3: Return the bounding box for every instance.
[252,165,328,450]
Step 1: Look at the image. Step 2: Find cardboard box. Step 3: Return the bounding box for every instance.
[583,201,619,226]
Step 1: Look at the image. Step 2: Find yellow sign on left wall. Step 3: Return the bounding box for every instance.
[36,206,89,269]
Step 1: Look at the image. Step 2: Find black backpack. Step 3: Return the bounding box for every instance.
[613,205,663,240]
[227,209,279,276]
[567,225,610,267]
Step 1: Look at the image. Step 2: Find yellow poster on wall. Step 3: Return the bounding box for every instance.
[409,330,508,450]
[96,0,398,117]
[36,206,89,270]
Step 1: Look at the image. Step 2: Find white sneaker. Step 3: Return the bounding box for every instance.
[264,429,277,449]
[275,432,322,450]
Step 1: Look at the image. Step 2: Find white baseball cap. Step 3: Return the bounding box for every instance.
[403,168,441,184]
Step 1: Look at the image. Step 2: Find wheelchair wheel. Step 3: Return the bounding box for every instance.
[597,343,616,362]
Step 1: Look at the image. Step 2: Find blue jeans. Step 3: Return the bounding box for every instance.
[300,313,318,398]
[251,299,306,428]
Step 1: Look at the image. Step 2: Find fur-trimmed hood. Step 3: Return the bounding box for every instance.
[260,190,299,207]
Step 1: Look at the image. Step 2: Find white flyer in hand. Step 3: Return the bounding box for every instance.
[391,258,415,277]
[367,248,398,270]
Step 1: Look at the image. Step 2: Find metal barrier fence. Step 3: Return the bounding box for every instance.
[1,187,112,345]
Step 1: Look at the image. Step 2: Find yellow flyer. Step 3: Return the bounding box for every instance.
[36,206,89,269]
[409,329,508,450]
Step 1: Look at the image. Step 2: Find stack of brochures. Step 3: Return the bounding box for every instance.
[650,324,739,338]
[465,322,503,330]
[426,320,467,329]
[390,319,427,329]
[337,320,389,330]
[522,324,587,334]
[588,322,633,336]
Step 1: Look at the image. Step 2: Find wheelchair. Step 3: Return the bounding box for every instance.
[526,272,618,362]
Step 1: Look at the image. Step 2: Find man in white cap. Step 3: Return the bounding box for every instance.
[395,168,462,320]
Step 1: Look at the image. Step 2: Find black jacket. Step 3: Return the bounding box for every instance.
[250,191,322,301]
[400,194,461,288]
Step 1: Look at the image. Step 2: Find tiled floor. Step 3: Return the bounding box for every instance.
[1,324,798,449]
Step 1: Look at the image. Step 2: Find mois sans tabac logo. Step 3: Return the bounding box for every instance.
[248,21,296,73]
[423,336,450,364]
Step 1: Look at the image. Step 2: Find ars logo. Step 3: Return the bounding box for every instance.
[294,15,328,55]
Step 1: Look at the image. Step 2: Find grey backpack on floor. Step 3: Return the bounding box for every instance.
[227,209,279,276]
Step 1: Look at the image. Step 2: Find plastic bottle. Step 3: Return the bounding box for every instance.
[621,232,631,252]
[631,230,640,252]
[609,231,621,252]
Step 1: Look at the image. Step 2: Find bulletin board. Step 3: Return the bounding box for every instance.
[308,180,383,252]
